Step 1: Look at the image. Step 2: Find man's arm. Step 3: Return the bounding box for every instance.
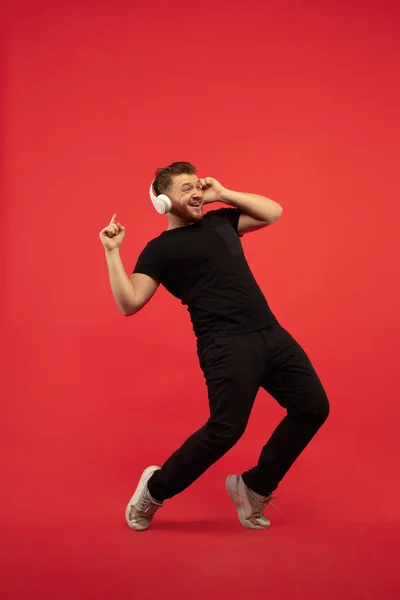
[105,249,159,316]
[220,189,283,235]
[200,177,283,235]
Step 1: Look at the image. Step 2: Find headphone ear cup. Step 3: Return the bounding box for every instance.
[158,194,172,214]
[154,199,167,214]
[149,182,172,214]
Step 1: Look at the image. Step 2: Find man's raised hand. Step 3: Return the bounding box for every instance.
[99,214,126,251]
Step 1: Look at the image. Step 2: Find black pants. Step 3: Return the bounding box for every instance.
[148,323,330,501]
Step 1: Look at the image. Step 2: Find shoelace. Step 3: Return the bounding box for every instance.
[134,491,160,518]
[249,491,277,517]
[266,493,277,510]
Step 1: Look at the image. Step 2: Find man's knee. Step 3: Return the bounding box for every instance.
[306,390,330,427]
[291,390,330,429]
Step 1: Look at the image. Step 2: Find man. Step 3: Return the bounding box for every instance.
[99,162,329,531]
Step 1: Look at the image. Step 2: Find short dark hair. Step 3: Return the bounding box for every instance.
[153,161,196,195]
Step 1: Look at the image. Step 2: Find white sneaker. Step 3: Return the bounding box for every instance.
[125,466,163,531]
[226,475,276,530]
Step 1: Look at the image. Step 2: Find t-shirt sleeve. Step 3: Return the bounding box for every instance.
[132,243,161,281]
[205,207,242,233]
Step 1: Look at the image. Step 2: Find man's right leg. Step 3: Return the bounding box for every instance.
[147,333,265,503]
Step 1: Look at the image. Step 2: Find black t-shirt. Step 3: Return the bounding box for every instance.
[133,208,277,347]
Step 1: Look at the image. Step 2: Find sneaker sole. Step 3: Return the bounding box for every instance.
[226,475,270,530]
[125,465,161,531]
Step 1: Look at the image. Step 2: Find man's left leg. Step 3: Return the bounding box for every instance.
[240,324,330,498]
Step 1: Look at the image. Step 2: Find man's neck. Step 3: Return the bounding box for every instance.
[166,215,195,230]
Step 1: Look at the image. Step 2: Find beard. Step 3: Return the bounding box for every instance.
[171,203,203,223]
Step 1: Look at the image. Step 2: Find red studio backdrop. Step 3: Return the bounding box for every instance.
[1,1,399,599]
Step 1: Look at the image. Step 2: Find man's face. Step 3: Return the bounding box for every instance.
[167,174,204,223]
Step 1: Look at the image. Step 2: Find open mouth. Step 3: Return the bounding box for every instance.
[189,201,202,208]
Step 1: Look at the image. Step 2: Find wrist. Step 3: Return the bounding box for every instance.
[105,247,120,259]
[219,188,234,204]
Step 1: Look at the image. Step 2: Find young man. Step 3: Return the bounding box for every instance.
[99,162,329,531]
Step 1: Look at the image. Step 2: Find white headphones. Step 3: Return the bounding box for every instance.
[149,181,172,215]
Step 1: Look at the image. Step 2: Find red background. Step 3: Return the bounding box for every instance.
[1,1,399,598]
